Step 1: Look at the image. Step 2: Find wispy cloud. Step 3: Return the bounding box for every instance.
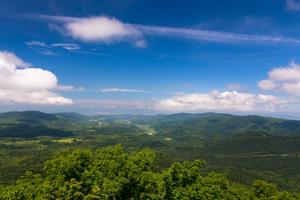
[135,24,300,44]
[25,40,47,47]
[133,40,147,48]
[25,40,82,55]
[39,15,300,45]
[52,43,81,50]
[286,0,300,11]
[37,49,57,56]
[55,85,85,92]
[25,41,56,55]
[100,88,145,93]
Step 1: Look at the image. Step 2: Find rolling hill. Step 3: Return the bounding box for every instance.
[132,113,300,136]
[1,111,300,137]
[0,111,88,137]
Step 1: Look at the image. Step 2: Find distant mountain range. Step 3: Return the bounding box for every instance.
[0,111,88,137]
[133,112,300,136]
[1,111,300,137]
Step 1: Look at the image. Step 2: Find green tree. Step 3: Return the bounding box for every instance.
[1,145,299,200]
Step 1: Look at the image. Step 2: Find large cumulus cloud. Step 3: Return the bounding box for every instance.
[0,51,73,105]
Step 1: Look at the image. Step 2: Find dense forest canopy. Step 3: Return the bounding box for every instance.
[1,145,299,200]
[0,111,300,198]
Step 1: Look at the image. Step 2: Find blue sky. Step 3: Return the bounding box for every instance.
[2,0,300,117]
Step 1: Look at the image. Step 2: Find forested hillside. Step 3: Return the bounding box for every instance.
[1,111,300,196]
[2,111,300,138]
[134,113,300,136]
[1,146,299,200]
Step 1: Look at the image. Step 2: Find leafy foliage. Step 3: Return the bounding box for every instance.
[1,146,299,200]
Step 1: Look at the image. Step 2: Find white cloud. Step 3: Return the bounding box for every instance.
[154,90,288,112]
[41,15,300,45]
[286,0,300,11]
[268,62,300,81]
[258,61,300,96]
[100,88,145,93]
[281,82,300,96]
[257,80,277,90]
[0,51,73,105]
[0,90,72,105]
[52,43,81,50]
[61,16,140,42]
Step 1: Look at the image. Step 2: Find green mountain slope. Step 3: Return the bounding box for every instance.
[135,113,300,136]
[2,111,300,137]
[0,111,83,138]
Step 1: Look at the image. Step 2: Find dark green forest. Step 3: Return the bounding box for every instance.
[0,111,300,199]
[1,145,299,200]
